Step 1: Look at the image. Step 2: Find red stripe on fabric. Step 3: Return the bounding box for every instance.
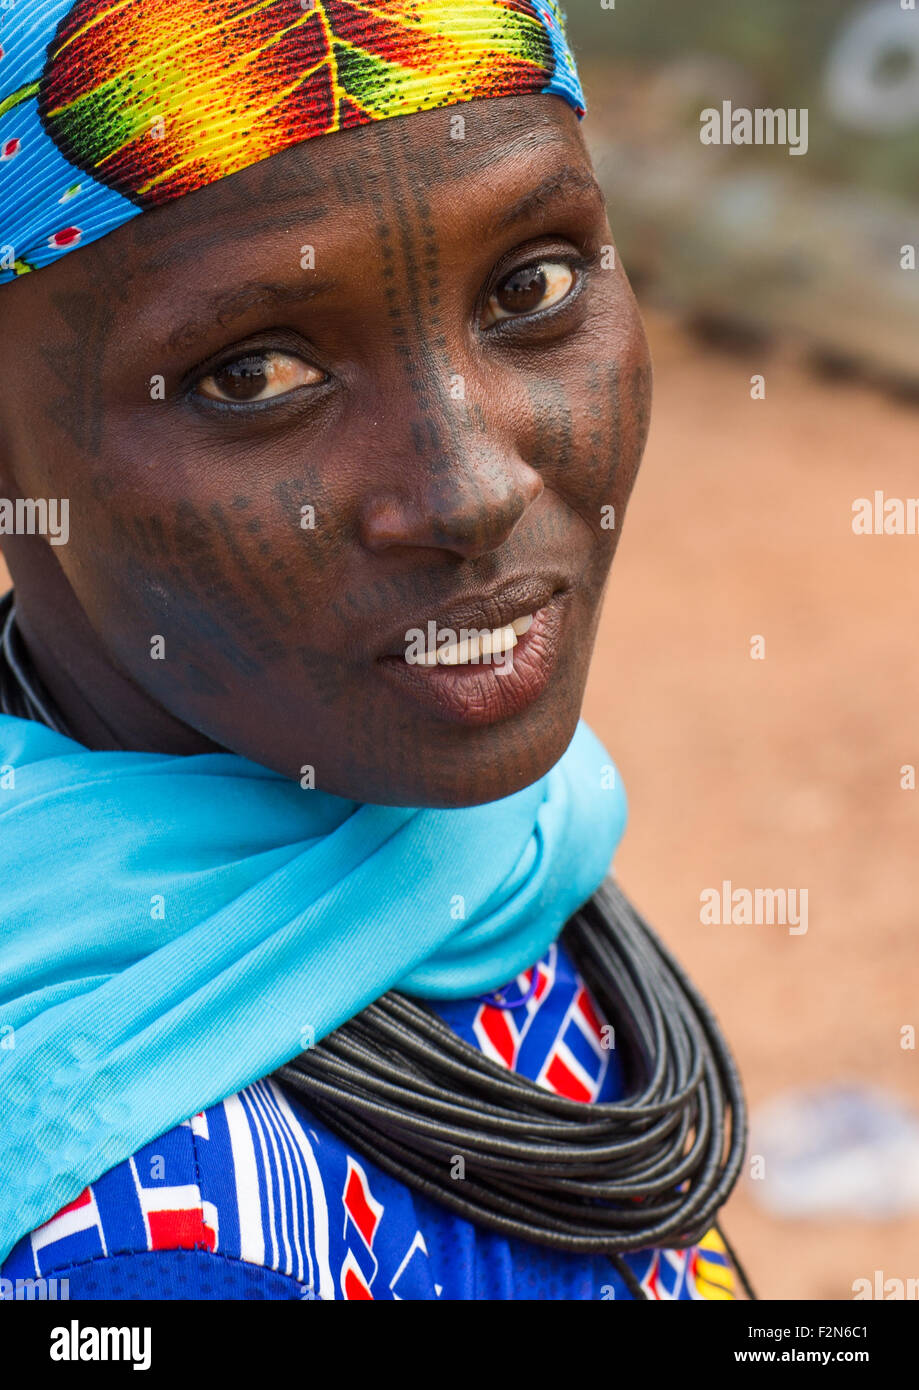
[344,1168,379,1249]
[479,1006,516,1068]
[576,986,605,1041]
[344,1264,374,1300]
[148,1207,216,1251]
[544,1052,592,1102]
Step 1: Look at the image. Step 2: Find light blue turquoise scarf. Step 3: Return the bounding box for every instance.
[0,713,625,1263]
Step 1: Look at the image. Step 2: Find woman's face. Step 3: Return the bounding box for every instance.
[0,95,651,808]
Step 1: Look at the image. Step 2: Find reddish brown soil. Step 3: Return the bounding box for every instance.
[584,310,919,1300]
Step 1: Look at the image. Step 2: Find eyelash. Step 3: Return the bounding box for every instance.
[186,250,593,414]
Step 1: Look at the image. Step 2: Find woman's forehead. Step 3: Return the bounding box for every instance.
[98,97,599,321]
[130,95,589,255]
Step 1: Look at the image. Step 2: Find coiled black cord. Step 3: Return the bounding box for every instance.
[276,880,750,1269]
[0,589,756,1298]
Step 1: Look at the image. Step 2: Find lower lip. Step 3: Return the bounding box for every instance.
[377,593,569,727]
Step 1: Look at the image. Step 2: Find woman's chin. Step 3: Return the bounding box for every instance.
[334,708,583,810]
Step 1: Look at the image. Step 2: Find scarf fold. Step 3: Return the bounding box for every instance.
[0,713,625,1262]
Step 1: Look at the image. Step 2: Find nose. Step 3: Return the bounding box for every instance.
[359,409,544,561]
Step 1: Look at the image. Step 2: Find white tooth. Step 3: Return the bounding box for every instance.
[485,625,518,657]
[423,625,519,666]
[410,622,524,667]
[437,633,477,665]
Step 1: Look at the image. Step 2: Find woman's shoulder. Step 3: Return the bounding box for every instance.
[1,941,734,1300]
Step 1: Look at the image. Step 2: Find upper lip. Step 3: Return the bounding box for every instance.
[378,575,571,659]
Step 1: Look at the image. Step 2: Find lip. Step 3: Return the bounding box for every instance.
[377,588,571,727]
[378,576,570,660]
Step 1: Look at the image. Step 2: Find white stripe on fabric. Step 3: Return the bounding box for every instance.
[223,1092,265,1268]
[255,1080,314,1289]
[267,1080,334,1301]
[247,1081,299,1280]
[240,1087,282,1275]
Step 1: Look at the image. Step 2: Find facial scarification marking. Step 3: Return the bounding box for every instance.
[0,96,653,806]
[42,290,114,457]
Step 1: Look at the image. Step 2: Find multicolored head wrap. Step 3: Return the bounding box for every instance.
[0,0,584,284]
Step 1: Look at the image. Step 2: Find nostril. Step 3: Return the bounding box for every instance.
[359,494,414,552]
[359,464,541,560]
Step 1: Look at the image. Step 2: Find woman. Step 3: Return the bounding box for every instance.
[0,0,748,1300]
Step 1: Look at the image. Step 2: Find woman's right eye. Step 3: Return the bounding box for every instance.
[482,259,578,328]
[195,350,325,404]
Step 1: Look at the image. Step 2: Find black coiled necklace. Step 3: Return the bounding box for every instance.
[0,590,755,1300]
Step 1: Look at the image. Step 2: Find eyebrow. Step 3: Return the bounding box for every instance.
[165,279,333,352]
[490,166,605,235]
[153,156,602,353]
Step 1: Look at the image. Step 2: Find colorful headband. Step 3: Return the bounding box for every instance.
[0,0,584,284]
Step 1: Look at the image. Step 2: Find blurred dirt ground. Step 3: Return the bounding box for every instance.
[2,309,916,1301]
[584,308,919,1301]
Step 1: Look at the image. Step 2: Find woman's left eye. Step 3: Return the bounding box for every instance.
[194,351,324,404]
[482,260,576,327]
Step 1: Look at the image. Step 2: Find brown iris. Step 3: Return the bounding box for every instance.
[483,261,575,327]
[196,351,324,404]
[498,265,549,314]
[213,355,270,401]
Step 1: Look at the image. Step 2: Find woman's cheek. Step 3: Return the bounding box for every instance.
[526,353,650,541]
[91,487,332,690]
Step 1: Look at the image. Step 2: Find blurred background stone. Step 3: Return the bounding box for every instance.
[570,0,919,390]
[747,1084,919,1220]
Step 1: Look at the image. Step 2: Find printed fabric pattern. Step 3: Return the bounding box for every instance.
[1,940,736,1301]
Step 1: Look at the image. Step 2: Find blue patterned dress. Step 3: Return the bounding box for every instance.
[2,940,735,1301]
